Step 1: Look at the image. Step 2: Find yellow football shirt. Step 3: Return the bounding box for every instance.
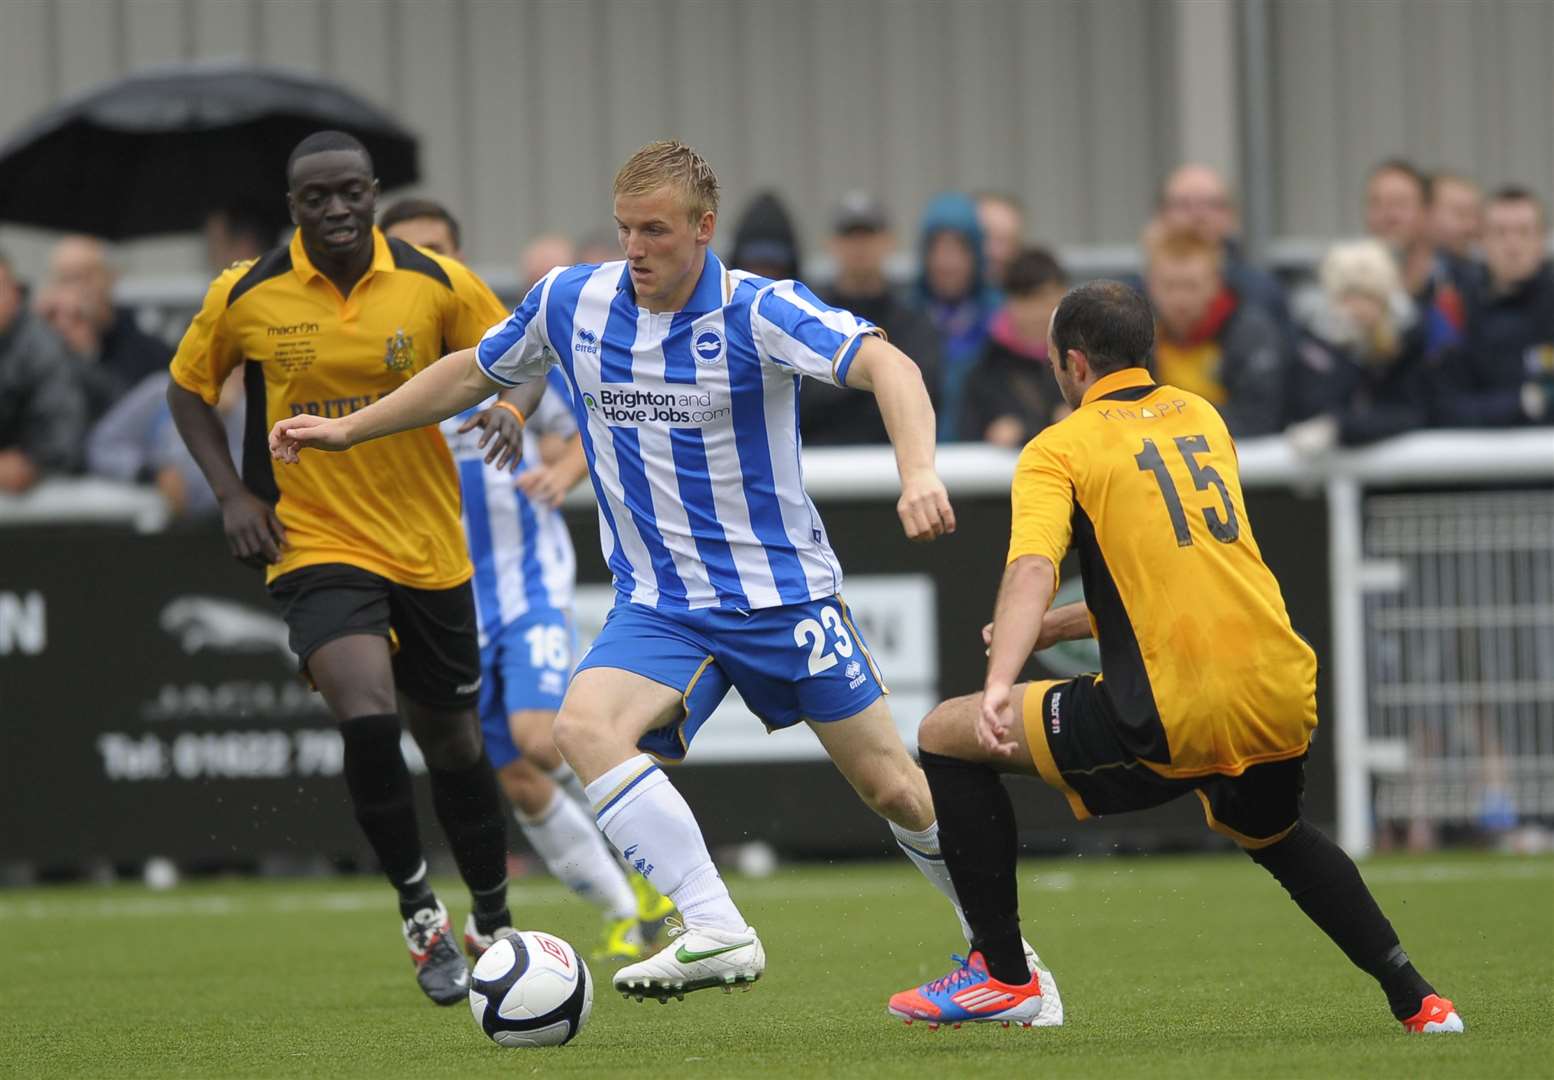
[170,228,509,588]
[1008,366,1317,778]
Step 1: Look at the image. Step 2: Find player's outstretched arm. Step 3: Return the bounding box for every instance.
[979,555,1057,755]
[844,336,955,542]
[269,348,505,463]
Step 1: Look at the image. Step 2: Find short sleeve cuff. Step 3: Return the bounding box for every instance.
[474,340,521,387]
[831,327,885,387]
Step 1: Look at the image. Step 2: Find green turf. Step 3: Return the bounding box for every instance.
[2,853,1549,1078]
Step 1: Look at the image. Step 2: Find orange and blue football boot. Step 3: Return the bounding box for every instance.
[887,951,1062,1030]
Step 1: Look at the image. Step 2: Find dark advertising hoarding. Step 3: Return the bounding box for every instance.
[0,489,1331,867]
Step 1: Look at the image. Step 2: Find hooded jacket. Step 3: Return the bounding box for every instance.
[916,192,999,440]
[728,192,802,281]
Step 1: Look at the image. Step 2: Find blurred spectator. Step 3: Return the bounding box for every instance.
[917,192,998,440]
[975,192,1025,289]
[380,197,463,258]
[729,191,801,281]
[86,367,243,517]
[576,227,619,266]
[1285,239,1428,450]
[1427,172,1486,299]
[1144,224,1286,437]
[1434,186,1554,427]
[520,232,576,293]
[1156,163,1289,328]
[34,235,172,420]
[0,249,88,492]
[203,202,277,271]
[960,247,1068,446]
[1364,159,1466,354]
[802,191,941,446]
[1428,173,1483,261]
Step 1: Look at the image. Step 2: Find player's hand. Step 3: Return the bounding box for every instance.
[897,468,956,542]
[219,489,287,567]
[270,414,352,462]
[978,682,1018,757]
[458,406,524,471]
[981,621,994,655]
[516,466,568,508]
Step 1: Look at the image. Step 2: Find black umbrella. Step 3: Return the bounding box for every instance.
[0,60,419,240]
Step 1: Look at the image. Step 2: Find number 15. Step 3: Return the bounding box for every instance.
[1134,434,1240,546]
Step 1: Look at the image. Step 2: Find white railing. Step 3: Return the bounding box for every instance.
[4,429,1551,854]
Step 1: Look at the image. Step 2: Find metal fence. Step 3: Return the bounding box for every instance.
[1364,490,1554,835]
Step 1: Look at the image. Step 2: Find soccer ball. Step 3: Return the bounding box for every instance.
[468,930,593,1048]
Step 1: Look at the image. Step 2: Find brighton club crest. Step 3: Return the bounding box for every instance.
[384,329,417,373]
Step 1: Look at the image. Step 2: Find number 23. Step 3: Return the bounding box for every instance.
[793,606,854,675]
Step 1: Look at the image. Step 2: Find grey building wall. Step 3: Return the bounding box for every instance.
[0,0,1177,283]
[1269,0,1554,239]
[0,0,1549,287]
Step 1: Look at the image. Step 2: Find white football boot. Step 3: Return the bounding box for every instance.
[613,919,764,1002]
[1022,938,1065,1026]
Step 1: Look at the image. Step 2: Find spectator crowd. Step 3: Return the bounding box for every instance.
[2,156,1550,516]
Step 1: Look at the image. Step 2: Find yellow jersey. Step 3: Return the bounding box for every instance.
[170,228,509,588]
[1008,366,1317,778]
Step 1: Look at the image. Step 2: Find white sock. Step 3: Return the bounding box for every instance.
[891,819,974,942]
[548,762,590,809]
[516,790,637,921]
[586,754,746,932]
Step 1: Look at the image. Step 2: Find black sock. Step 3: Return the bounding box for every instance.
[920,750,1029,984]
[428,751,510,929]
[1249,820,1435,1019]
[340,713,431,911]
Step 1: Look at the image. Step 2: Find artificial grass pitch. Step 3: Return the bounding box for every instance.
[2,853,1549,1078]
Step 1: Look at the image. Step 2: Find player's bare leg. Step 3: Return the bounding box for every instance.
[307,635,475,1005]
[553,667,764,1001]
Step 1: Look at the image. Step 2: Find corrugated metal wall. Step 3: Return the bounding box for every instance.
[1269,0,1554,239]
[0,0,1549,284]
[0,0,1177,281]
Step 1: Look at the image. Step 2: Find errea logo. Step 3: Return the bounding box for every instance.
[692,327,725,366]
[844,660,866,689]
[575,327,601,355]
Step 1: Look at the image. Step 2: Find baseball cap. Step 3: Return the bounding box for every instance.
[833,190,888,233]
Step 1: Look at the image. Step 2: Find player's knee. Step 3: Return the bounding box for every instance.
[499,763,552,816]
[415,715,484,772]
[917,696,971,757]
[510,712,563,772]
[551,705,594,765]
[860,767,932,825]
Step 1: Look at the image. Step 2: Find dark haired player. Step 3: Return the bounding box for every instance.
[887,280,1461,1035]
[167,130,533,1006]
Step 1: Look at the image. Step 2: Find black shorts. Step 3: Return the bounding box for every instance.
[268,563,481,710]
[1021,674,1306,848]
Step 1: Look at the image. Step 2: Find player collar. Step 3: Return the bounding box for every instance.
[289,227,394,286]
[1081,366,1155,407]
[615,250,730,314]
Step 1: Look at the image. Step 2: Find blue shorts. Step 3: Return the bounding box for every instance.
[478,608,574,769]
[572,595,888,762]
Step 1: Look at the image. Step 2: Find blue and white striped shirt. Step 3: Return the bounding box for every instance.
[474,253,879,611]
[441,368,577,646]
